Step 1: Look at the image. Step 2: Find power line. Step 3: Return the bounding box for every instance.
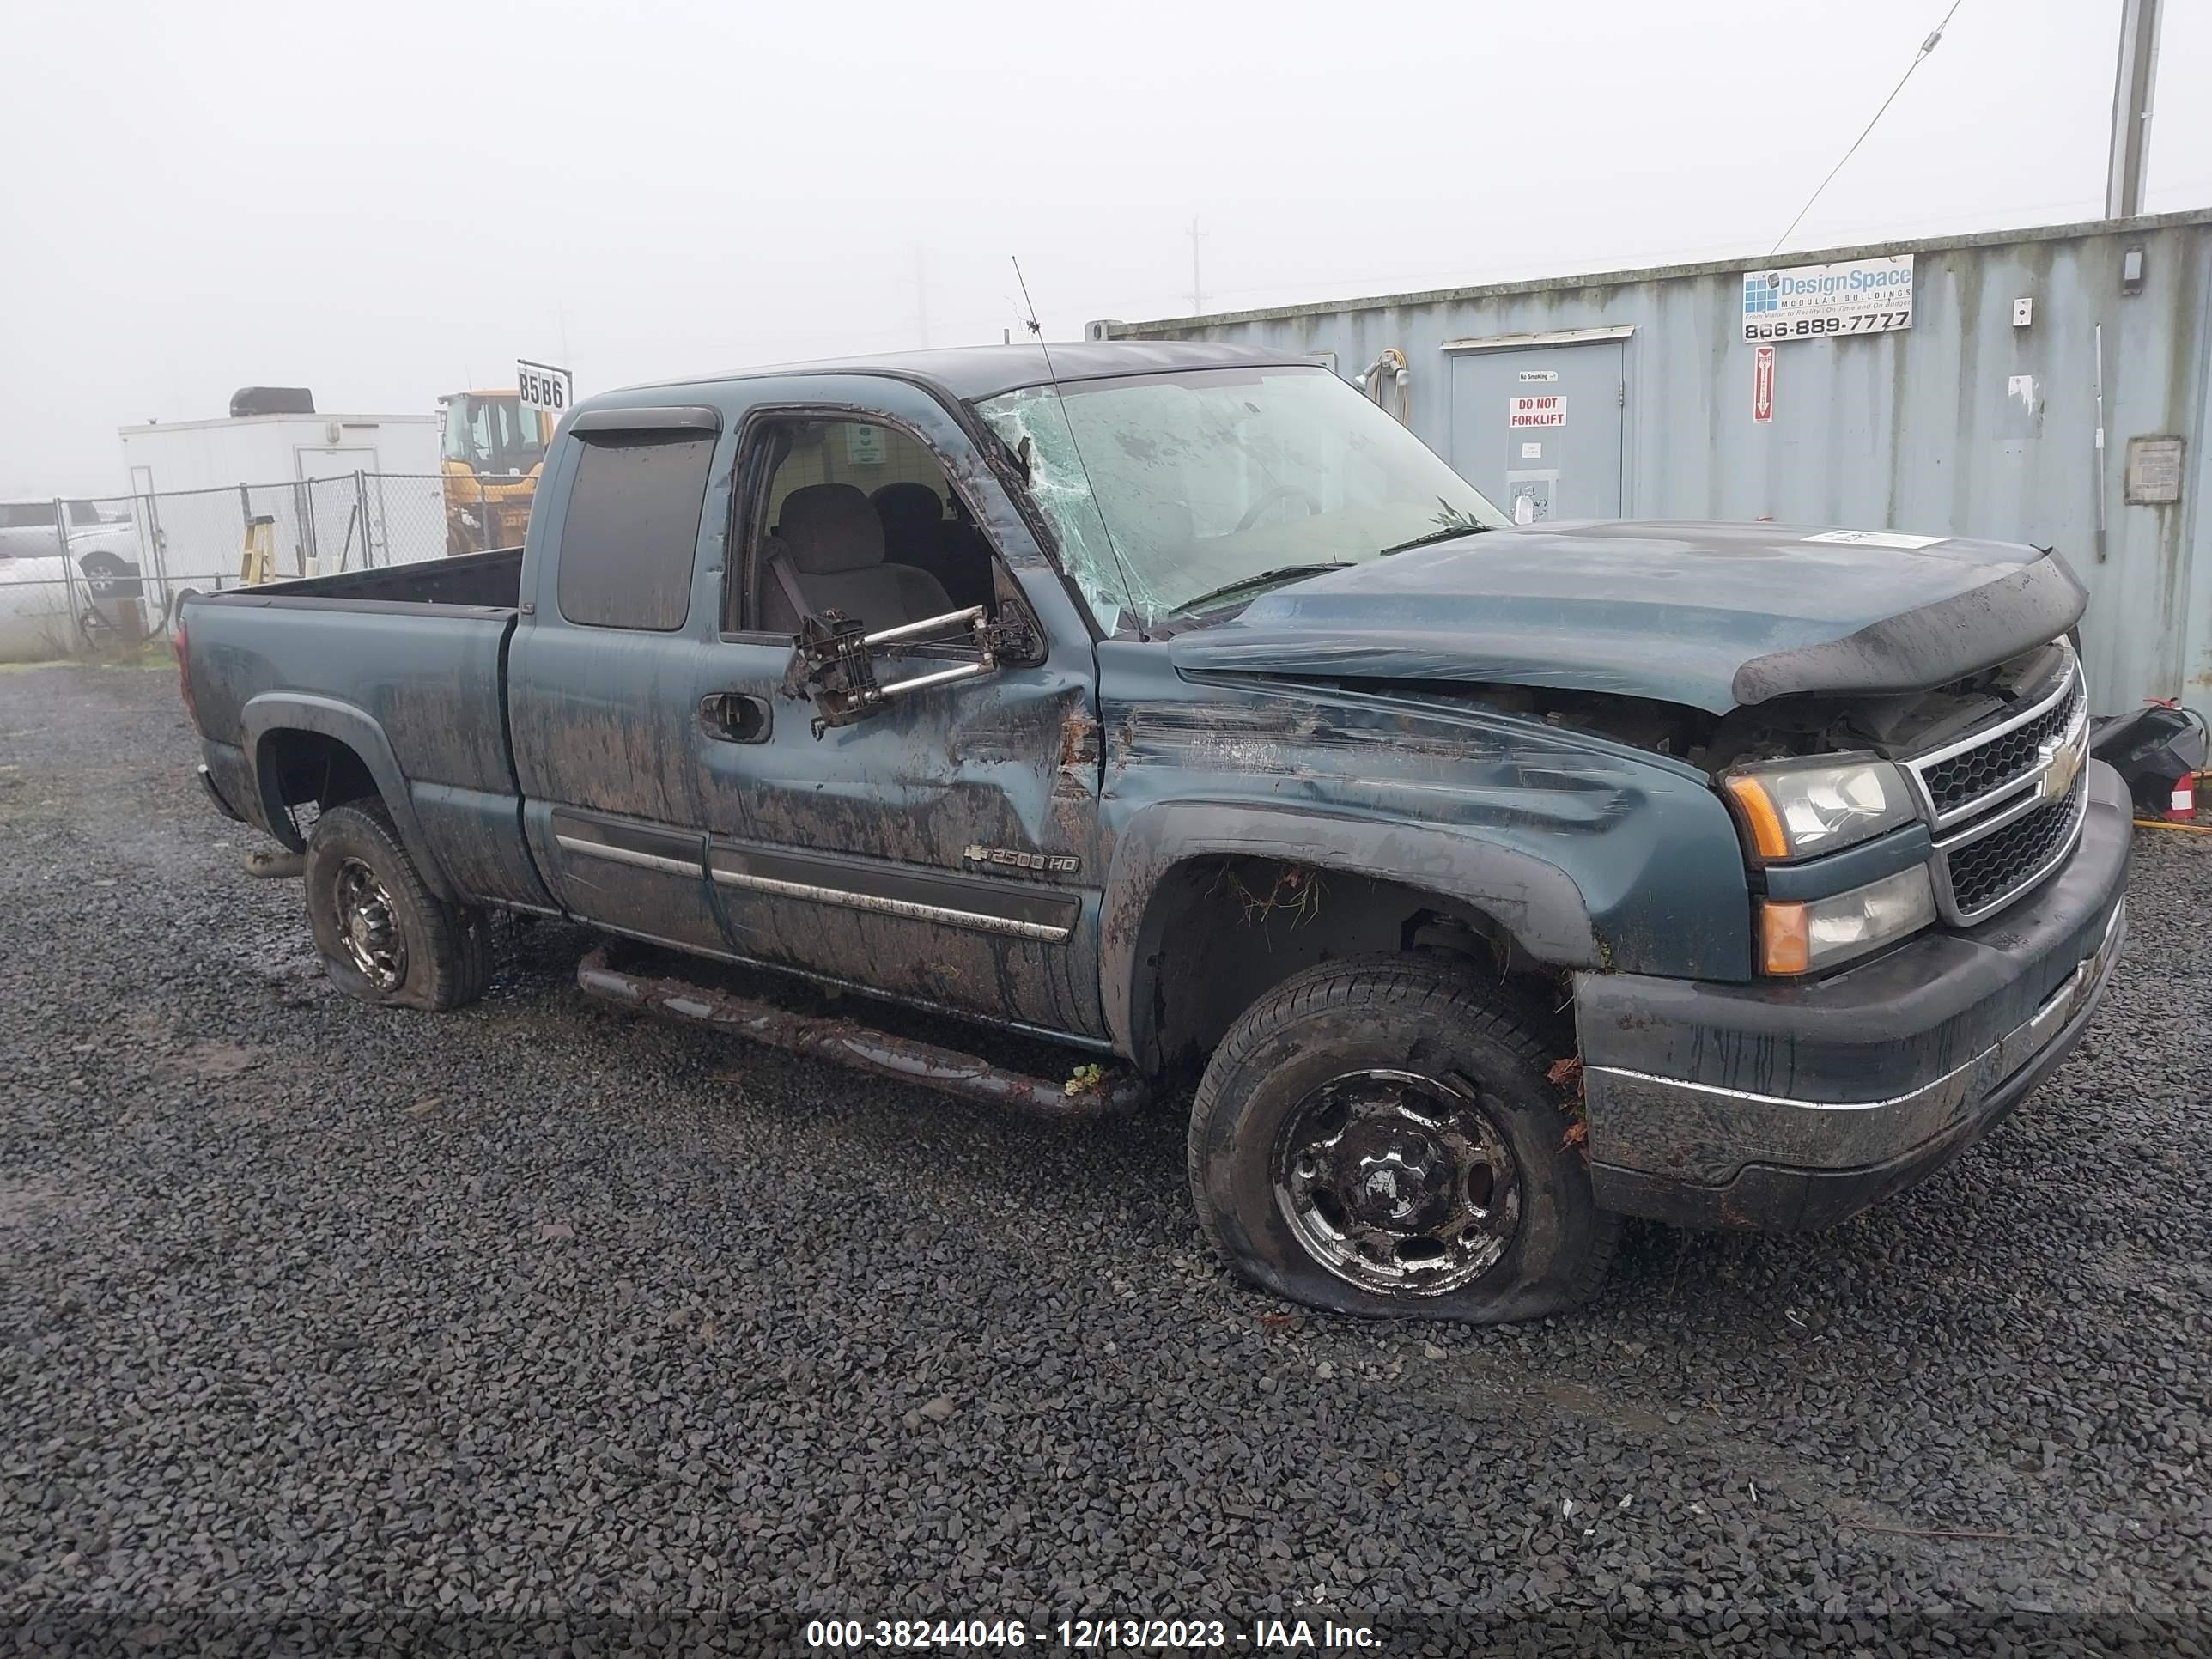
[1769,0,1969,256]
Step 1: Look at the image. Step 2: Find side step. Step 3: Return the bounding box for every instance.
[575,945,1147,1120]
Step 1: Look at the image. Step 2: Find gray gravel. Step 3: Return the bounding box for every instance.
[2,661,2208,1657]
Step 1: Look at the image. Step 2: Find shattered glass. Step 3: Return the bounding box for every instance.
[975,386,1148,634]
[979,367,1508,635]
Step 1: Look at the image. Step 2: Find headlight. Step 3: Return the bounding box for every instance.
[1722,755,1917,862]
[1759,864,1936,975]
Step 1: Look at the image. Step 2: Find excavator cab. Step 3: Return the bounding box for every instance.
[436,392,553,554]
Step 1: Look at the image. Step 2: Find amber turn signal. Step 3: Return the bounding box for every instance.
[1759,900,1812,976]
[1723,775,1792,860]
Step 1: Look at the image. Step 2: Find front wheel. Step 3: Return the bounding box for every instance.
[304,799,489,1012]
[1186,955,1619,1322]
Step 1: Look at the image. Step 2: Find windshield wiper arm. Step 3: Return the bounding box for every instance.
[1375,523,1492,558]
[1171,563,1353,617]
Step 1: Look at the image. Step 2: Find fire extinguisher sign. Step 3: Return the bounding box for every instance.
[1753,345,1777,424]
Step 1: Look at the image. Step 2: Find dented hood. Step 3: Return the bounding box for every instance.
[1165,520,2087,714]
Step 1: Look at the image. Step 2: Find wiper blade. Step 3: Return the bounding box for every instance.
[1376,523,1492,558]
[1170,563,1352,617]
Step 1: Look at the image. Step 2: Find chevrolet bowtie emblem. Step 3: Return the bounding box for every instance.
[2039,732,2085,802]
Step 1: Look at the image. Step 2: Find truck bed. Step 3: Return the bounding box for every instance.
[181,544,548,911]
[230,545,525,608]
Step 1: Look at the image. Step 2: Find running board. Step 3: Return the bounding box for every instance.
[575,945,1146,1120]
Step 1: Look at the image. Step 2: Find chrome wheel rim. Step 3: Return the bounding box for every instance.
[333,858,406,989]
[1273,1068,1521,1297]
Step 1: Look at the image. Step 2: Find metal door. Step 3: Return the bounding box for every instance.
[693,378,1106,1041]
[1447,340,1626,523]
[508,408,733,959]
[293,447,379,571]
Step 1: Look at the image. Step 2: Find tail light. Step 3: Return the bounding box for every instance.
[2169,776,2197,822]
[175,615,198,728]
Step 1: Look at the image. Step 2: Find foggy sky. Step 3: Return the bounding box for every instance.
[3,0,2206,497]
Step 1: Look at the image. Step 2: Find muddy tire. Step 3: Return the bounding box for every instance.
[304,799,489,1012]
[1187,954,1619,1322]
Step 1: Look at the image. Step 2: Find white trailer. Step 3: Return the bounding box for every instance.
[116,411,447,610]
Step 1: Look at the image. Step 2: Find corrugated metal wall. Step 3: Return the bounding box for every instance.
[1101,211,2212,717]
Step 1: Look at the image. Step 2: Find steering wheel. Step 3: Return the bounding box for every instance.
[1234,485,1322,533]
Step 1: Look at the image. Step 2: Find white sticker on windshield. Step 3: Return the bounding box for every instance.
[1801,528,1948,550]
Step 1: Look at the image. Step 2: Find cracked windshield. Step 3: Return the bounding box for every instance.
[978,365,1509,633]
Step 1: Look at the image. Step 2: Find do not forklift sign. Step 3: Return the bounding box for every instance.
[1507,395,1567,428]
[1753,345,1776,424]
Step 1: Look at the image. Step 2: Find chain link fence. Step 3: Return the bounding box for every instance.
[0,471,526,663]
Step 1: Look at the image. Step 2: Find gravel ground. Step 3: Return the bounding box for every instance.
[2,661,2207,1658]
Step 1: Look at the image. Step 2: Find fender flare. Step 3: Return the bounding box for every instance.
[1099,800,1601,1060]
[240,692,458,901]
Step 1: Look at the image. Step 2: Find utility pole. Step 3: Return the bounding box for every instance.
[914,246,930,349]
[1188,218,1206,315]
[2105,0,2162,218]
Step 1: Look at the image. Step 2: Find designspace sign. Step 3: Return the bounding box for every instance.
[1741,253,1913,343]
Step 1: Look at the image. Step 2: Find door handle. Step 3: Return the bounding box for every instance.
[700,692,770,743]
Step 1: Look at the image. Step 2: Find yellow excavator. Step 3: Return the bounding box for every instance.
[436,390,553,554]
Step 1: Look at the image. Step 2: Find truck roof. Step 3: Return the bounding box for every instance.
[630,341,1316,404]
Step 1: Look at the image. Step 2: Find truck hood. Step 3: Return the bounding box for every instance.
[1164,520,2087,714]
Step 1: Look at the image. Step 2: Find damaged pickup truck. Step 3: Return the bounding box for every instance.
[179,342,2129,1322]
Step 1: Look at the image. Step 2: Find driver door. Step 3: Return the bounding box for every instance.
[688,377,1107,1042]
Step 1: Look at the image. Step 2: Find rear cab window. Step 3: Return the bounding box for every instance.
[555,433,716,631]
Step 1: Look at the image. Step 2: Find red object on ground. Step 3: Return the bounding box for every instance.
[2167,775,2197,822]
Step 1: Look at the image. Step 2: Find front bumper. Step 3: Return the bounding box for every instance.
[1575,760,2131,1231]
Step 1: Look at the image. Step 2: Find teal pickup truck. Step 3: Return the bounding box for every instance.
[179,342,2129,1322]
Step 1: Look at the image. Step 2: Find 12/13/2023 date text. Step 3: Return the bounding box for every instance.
[802,1618,1382,1650]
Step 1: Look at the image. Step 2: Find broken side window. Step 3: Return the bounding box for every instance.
[975,386,1147,635]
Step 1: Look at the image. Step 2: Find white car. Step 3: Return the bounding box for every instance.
[0,500,147,661]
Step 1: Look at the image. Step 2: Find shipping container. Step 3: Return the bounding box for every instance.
[1097,210,2212,717]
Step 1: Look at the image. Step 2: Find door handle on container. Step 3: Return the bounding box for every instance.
[700,692,770,743]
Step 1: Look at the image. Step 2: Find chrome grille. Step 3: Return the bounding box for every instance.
[1940,775,2088,919]
[1919,676,2083,815]
[1904,649,2091,925]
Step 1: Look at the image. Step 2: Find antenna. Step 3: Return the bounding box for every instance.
[1010,256,1146,641]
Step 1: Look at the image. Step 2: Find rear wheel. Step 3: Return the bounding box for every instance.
[1187,954,1618,1322]
[304,799,489,1012]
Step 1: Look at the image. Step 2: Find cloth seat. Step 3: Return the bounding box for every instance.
[871,481,994,613]
[870,481,946,559]
[763,483,954,634]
